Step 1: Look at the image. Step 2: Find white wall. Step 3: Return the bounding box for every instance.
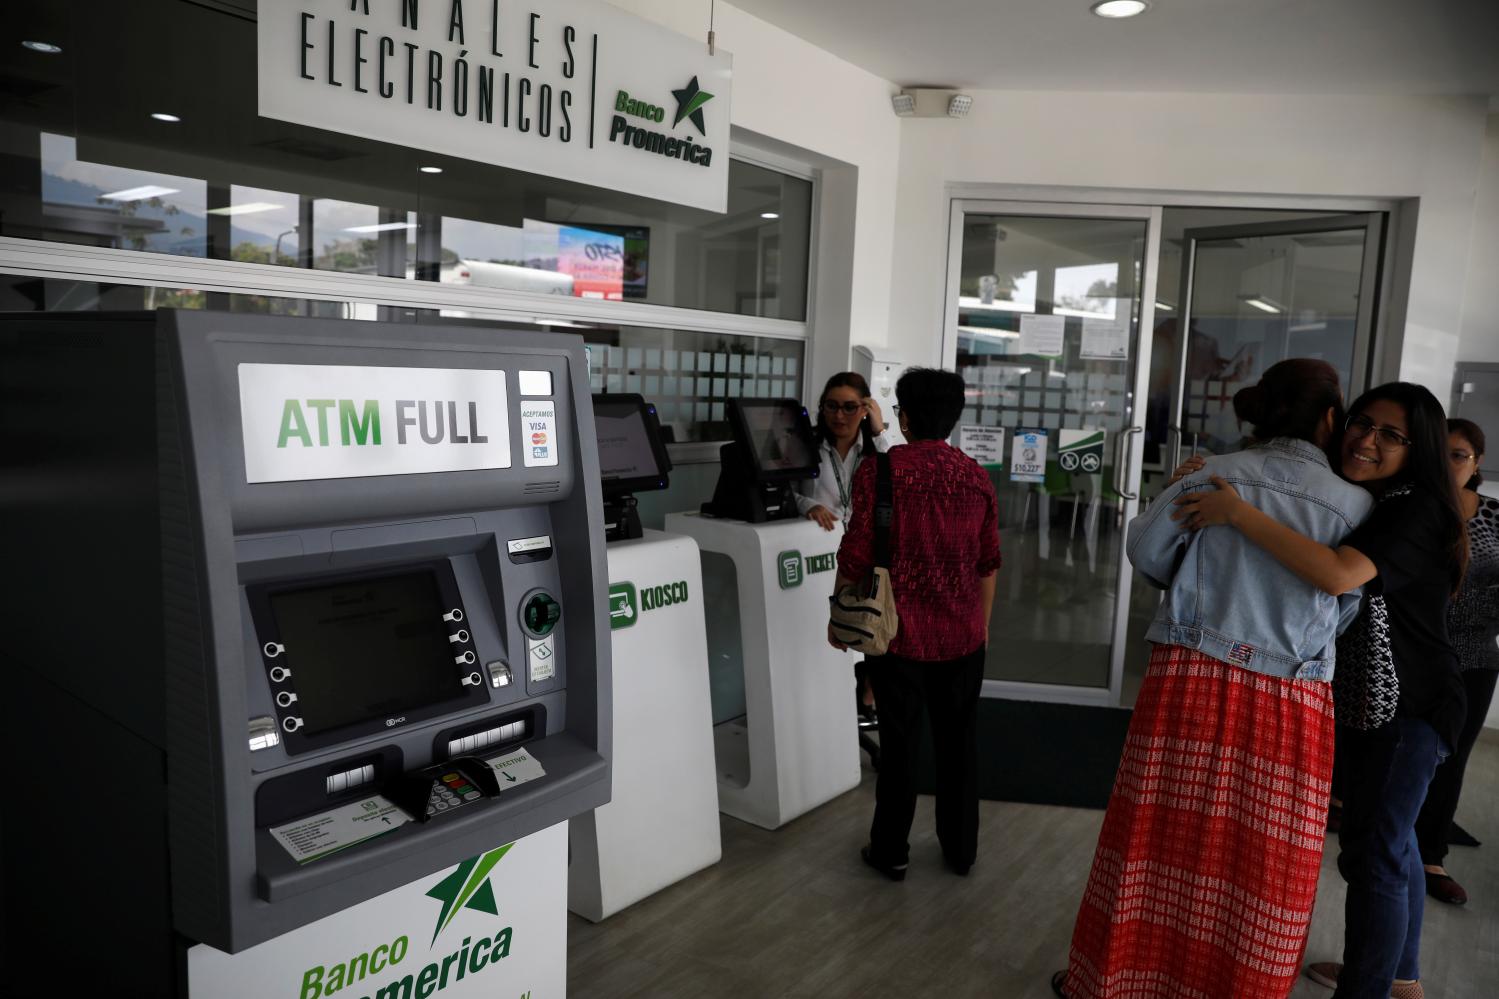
[609,1,902,391]
[882,91,1491,405]
[1458,111,1499,368]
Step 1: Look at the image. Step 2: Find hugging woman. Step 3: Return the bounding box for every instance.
[1174,381,1468,999]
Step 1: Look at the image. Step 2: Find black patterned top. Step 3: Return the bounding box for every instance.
[1451,494,1499,672]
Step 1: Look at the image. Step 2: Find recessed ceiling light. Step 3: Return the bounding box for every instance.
[760,212,779,220]
[344,222,416,234]
[101,185,180,202]
[22,40,63,54]
[151,112,182,123]
[420,166,443,174]
[1090,0,1150,17]
[207,202,282,217]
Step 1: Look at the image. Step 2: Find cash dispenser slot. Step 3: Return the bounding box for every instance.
[434,705,546,760]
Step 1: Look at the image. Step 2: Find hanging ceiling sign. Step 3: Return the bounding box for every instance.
[258,0,732,213]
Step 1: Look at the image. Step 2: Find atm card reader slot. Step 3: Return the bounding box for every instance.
[387,757,502,822]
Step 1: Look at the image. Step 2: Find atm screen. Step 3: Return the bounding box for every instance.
[739,401,817,474]
[270,570,465,736]
[596,400,663,482]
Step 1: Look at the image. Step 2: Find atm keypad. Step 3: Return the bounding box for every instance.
[425,772,483,816]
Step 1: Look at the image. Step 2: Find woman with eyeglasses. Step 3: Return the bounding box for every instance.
[797,371,893,531]
[1172,382,1469,999]
[1412,418,1496,908]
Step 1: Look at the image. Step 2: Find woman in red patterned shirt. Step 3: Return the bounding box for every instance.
[832,367,1001,881]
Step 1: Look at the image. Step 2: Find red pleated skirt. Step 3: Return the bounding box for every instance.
[1064,644,1335,999]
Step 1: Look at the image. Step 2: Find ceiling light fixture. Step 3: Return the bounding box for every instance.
[420,166,443,174]
[151,112,182,123]
[947,94,973,118]
[891,93,916,117]
[1090,1,1150,18]
[1240,295,1283,314]
[22,40,63,54]
[535,319,589,329]
[207,203,282,217]
[101,185,180,202]
[760,212,779,220]
[344,222,416,234]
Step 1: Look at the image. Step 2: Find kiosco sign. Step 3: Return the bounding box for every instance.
[258,0,732,212]
[238,363,517,483]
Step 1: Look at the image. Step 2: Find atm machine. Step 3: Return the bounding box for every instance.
[568,395,720,921]
[666,399,861,830]
[0,311,610,997]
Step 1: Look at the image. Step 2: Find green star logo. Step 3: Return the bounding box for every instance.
[671,75,714,136]
[425,845,510,946]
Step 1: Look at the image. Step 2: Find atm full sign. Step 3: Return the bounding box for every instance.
[238,363,515,483]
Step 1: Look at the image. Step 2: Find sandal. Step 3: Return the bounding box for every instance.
[1050,970,1069,998]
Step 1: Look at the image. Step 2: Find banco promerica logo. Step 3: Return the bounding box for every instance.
[671,75,714,135]
[425,845,511,946]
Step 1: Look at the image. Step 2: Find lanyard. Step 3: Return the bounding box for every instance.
[827,441,855,525]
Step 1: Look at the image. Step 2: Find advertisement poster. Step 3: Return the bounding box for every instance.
[957,425,1005,470]
[1057,429,1107,474]
[1018,314,1065,358]
[1010,428,1049,482]
[558,226,626,300]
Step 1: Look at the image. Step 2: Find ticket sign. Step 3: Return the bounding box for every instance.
[258,0,732,212]
[238,364,512,483]
[1010,428,1048,483]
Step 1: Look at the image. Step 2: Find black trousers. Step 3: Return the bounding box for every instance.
[1414,668,1498,866]
[865,647,985,867]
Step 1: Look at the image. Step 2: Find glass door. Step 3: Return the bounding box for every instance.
[1163,214,1384,465]
[943,201,1160,706]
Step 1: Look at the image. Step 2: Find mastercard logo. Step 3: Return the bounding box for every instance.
[531,432,548,445]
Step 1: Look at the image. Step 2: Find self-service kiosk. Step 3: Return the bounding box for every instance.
[668,399,861,830]
[702,397,819,522]
[0,311,610,997]
[569,395,720,921]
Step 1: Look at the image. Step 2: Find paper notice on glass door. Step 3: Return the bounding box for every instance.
[1018,315,1065,358]
[958,425,1005,470]
[1010,428,1049,482]
[1081,316,1129,361]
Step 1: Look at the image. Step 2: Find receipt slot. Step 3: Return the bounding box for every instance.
[569,395,721,921]
[0,311,611,997]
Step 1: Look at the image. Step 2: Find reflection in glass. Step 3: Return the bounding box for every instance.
[954,215,1147,689]
[39,134,206,256]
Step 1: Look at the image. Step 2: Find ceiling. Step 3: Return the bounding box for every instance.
[729,0,1499,97]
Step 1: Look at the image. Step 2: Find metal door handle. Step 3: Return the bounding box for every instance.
[1167,423,1183,473]
[1115,426,1143,501]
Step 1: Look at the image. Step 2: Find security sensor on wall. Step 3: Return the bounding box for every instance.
[891,88,974,119]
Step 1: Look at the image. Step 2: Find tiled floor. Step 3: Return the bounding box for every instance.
[569,736,1499,997]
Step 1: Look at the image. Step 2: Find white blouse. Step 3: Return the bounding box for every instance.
[794,429,894,525]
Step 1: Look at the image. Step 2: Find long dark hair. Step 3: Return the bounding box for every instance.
[1449,417,1486,491]
[1233,358,1344,447]
[813,371,876,451]
[1348,382,1468,589]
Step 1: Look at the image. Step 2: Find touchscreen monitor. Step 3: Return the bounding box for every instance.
[593,394,670,495]
[269,570,465,736]
[732,399,818,479]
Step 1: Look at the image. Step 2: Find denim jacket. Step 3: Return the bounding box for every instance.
[1128,437,1374,682]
